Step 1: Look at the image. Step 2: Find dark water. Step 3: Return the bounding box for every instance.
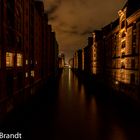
[1,68,140,140]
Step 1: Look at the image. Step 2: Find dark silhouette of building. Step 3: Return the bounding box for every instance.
[51,32,59,76]
[77,49,82,71]
[92,30,104,81]
[73,51,78,69]
[84,37,93,75]
[0,0,59,120]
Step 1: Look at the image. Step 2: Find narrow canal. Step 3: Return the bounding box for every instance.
[1,68,140,140]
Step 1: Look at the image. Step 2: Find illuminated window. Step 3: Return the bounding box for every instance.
[17,53,23,66]
[25,72,28,78]
[26,60,28,65]
[31,70,35,77]
[6,52,14,67]
[115,81,119,85]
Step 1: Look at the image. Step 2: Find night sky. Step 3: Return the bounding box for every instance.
[43,0,127,61]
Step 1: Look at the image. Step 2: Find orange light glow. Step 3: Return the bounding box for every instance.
[31,70,35,77]
[17,53,23,67]
[6,52,14,67]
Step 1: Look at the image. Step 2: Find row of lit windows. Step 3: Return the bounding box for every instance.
[25,70,35,78]
[6,52,23,67]
[113,58,136,68]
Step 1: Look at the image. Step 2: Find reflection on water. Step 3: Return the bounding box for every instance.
[68,68,71,91]
[54,68,99,139]
[2,68,140,140]
[110,124,127,140]
[79,85,86,105]
[53,68,140,140]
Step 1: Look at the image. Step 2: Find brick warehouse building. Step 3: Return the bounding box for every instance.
[102,1,140,100]
[0,0,59,120]
[113,1,140,100]
[72,0,140,101]
[92,30,104,80]
[84,37,93,75]
[58,53,65,69]
[102,19,119,88]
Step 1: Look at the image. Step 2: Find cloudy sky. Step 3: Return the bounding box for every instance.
[43,0,127,61]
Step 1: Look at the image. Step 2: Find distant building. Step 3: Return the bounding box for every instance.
[77,49,82,71]
[73,51,78,69]
[69,58,74,69]
[59,53,65,68]
[82,48,84,71]
[84,37,93,74]
[92,30,103,78]
[73,49,84,71]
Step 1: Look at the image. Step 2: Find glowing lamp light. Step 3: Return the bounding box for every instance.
[31,70,35,77]
[17,53,23,67]
[121,48,125,53]
[25,72,28,78]
[6,52,14,67]
[115,81,119,85]
[26,60,28,65]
